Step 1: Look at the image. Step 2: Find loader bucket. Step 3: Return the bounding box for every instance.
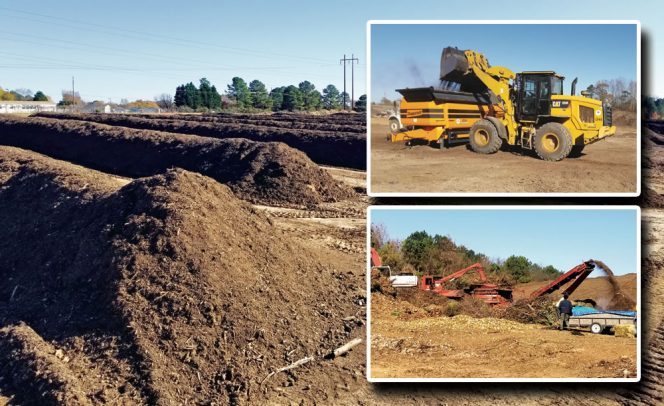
[439,47,488,94]
[440,47,470,81]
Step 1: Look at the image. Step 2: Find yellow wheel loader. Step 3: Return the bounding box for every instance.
[391,47,616,161]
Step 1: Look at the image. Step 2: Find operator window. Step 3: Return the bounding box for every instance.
[552,77,563,95]
[539,81,550,98]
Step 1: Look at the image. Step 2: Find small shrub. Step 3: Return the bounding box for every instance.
[445,300,460,316]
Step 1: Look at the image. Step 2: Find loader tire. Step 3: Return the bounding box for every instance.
[389,118,400,134]
[568,144,585,158]
[485,116,507,140]
[469,119,502,154]
[533,122,573,161]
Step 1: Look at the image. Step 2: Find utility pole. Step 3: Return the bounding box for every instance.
[340,54,359,110]
[351,53,358,110]
[340,54,347,110]
[70,76,75,112]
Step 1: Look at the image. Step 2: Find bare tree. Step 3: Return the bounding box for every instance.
[155,93,174,110]
[59,90,82,106]
[14,88,33,99]
[626,80,637,111]
[370,223,388,248]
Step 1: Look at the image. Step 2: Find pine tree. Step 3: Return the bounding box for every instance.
[249,80,272,110]
[322,84,341,109]
[308,90,322,110]
[199,78,212,109]
[227,77,251,108]
[282,85,303,111]
[269,87,285,111]
[184,82,200,109]
[209,85,222,110]
[298,81,321,111]
[354,94,367,112]
[174,85,186,107]
[32,91,49,102]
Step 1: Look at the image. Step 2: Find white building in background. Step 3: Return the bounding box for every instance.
[0,101,57,114]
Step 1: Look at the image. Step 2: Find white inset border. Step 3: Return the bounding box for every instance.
[366,205,641,383]
[366,20,641,197]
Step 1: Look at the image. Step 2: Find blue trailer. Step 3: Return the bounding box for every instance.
[569,306,637,334]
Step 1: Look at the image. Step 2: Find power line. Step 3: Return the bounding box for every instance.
[0,50,338,83]
[0,30,342,71]
[0,6,331,64]
[0,30,226,68]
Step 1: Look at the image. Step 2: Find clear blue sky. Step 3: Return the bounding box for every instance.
[371,208,638,276]
[0,1,660,102]
[371,23,637,101]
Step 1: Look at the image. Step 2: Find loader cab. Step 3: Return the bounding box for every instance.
[515,72,564,122]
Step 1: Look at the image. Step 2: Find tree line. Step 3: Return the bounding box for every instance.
[174,78,222,110]
[171,77,366,112]
[582,78,636,111]
[0,87,49,102]
[644,97,664,120]
[371,225,562,285]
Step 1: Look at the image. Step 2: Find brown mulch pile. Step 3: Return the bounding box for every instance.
[33,112,367,169]
[0,148,363,404]
[0,116,353,208]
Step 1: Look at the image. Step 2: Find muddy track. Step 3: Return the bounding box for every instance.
[34,112,366,169]
[260,206,365,219]
[278,226,364,254]
[0,116,352,207]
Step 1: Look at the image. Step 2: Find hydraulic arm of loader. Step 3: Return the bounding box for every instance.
[529,261,596,299]
[441,48,519,143]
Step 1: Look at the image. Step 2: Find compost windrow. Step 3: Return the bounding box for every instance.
[0,116,352,208]
[33,112,366,169]
[0,147,363,404]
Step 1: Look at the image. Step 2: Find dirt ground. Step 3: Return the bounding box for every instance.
[370,294,637,379]
[370,117,638,194]
[370,265,639,380]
